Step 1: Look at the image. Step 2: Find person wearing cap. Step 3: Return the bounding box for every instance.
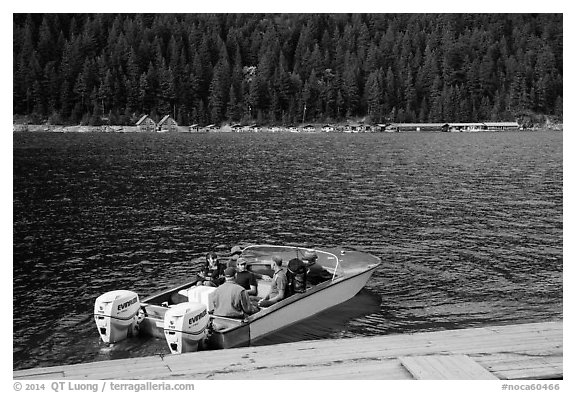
[210,267,258,321]
[234,257,258,296]
[227,245,243,268]
[197,251,225,287]
[258,256,287,308]
[231,247,272,281]
[302,249,330,285]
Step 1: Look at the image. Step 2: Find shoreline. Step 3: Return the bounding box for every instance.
[12,124,563,133]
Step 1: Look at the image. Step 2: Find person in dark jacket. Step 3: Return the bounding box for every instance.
[301,250,331,285]
[286,257,307,296]
[197,251,225,287]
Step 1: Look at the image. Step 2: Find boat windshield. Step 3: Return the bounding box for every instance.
[242,245,342,279]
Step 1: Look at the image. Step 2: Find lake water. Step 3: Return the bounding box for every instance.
[13,131,563,370]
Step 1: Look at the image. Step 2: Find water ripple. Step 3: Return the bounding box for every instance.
[13,131,562,369]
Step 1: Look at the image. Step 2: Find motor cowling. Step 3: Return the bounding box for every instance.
[163,302,209,354]
[94,290,140,344]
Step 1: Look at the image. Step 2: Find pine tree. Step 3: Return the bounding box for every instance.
[209,47,231,123]
[342,53,360,117]
[365,68,383,120]
[158,60,175,115]
[429,75,443,122]
[98,69,114,116]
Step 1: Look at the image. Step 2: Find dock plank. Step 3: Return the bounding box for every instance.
[14,321,562,380]
[400,355,498,380]
[473,354,563,380]
[211,359,411,380]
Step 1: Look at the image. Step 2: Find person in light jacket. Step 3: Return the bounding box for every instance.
[258,256,287,307]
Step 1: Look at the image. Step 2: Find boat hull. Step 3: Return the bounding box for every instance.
[248,264,377,343]
[208,263,378,349]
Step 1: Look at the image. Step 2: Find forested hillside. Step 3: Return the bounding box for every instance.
[13,14,563,126]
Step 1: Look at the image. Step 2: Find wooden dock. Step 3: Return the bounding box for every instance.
[14,321,562,380]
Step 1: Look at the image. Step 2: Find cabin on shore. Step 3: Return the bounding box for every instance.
[448,123,486,132]
[343,123,360,132]
[385,123,449,132]
[322,124,335,132]
[484,122,520,130]
[346,123,373,132]
[302,124,316,132]
[384,122,521,132]
[157,115,178,132]
[189,124,200,132]
[203,124,219,132]
[135,115,156,132]
[250,124,262,132]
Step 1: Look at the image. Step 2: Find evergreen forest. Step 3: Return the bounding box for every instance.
[13,13,563,126]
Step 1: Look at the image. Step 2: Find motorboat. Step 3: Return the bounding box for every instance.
[94,245,381,354]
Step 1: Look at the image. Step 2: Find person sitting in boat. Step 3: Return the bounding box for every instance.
[234,257,258,296]
[231,247,272,281]
[286,257,307,296]
[302,250,331,285]
[227,245,243,268]
[258,256,287,308]
[211,267,258,322]
[197,251,225,287]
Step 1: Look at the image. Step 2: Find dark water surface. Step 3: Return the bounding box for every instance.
[13,131,562,370]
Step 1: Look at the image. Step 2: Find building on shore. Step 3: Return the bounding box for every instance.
[483,122,520,130]
[136,118,522,134]
[384,122,520,132]
[135,115,156,132]
[344,123,374,132]
[203,124,219,132]
[343,123,358,132]
[302,124,316,132]
[157,115,178,132]
[249,124,262,132]
[385,123,449,132]
[448,123,486,132]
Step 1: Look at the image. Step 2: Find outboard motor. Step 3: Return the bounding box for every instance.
[94,290,140,344]
[163,302,209,354]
